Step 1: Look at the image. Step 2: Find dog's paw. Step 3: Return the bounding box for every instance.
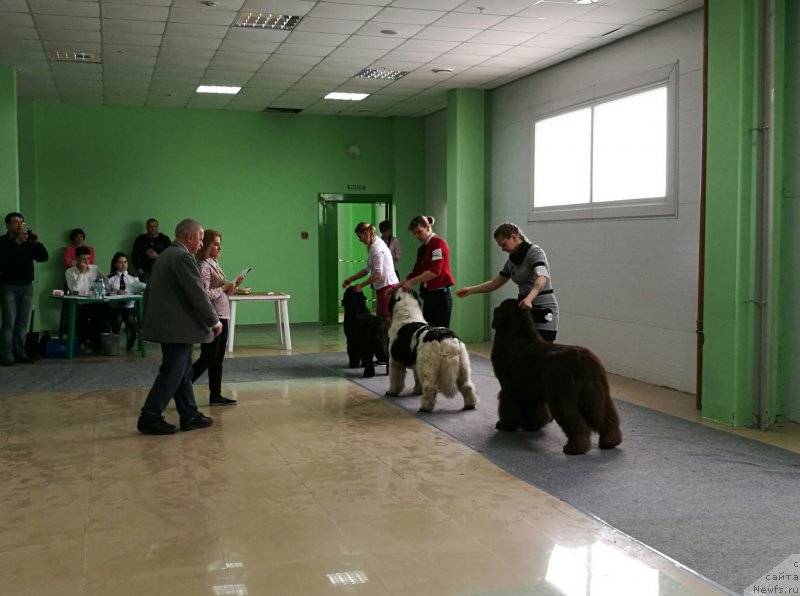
[418,406,433,413]
[462,405,476,410]
[385,391,399,397]
[495,420,517,431]
[411,386,422,395]
[363,368,375,378]
[348,361,360,368]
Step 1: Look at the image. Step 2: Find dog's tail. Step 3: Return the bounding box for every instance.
[434,338,463,397]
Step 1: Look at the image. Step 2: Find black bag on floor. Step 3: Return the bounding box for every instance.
[38,330,52,358]
[24,307,41,361]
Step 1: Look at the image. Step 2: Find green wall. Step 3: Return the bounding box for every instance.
[0,67,18,217]
[18,102,425,331]
[703,0,787,425]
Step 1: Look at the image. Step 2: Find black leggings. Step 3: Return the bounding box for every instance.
[191,319,229,398]
[421,288,452,328]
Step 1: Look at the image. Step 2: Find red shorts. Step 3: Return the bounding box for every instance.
[376,284,399,317]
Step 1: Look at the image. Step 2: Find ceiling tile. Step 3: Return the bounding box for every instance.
[524,33,595,49]
[328,46,388,61]
[412,26,481,42]
[0,0,30,12]
[450,42,511,56]
[162,34,223,50]
[390,0,461,8]
[0,26,39,40]
[431,12,505,29]
[307,2,382,20]
[29,0,98,18]
[0,11,34,26]
[373,7,445,25]
[395,38,459,53]
[273,43,334,57]
[219,38,280,53]
[468,29,535,45]
[578,6,658,25]
[170,7,237,26]
[240,0,316,16]
[102,18,165,35]
[295,16,364,35]
[356,21,424,37]
[547,20,622,36]
[34,14,99,30]
[284,31,350,46]
[491,17,559,33]
[101,4,169,21]
[165,22,229,38]
[38,28,102,43]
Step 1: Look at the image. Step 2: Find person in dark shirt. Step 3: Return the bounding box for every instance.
[0,212,49,366]
[131,218,171,283]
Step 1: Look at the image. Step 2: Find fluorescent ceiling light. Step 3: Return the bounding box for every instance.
[325,92,369,101]
[236,13,301,30]
[196,85,241,94]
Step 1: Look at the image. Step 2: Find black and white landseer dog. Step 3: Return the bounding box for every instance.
[341,286,389,378]
[491,298,622,455]
[385,289,479,412]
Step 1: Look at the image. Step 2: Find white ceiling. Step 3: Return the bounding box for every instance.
[0,0,702,117]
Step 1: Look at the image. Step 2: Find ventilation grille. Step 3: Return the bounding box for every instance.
[356,67,408,81]
[236,13,301,30]
[47,51,101,64]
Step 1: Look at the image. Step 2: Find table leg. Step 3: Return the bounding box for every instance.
[273,302,283,346]
[135,300,146,358]
[67,301,77,360]
[282,299,292,351]
[227,301,237,353]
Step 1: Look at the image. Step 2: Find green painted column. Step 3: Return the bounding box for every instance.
[0,67,18,216]
[703,0,786,426]
[446,89,487,341]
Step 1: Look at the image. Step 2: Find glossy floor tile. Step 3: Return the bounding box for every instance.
[0,323,767,595]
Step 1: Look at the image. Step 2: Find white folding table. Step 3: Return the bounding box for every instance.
[227,292,292,353]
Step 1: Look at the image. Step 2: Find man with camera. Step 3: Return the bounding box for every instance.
[0,212,49,366]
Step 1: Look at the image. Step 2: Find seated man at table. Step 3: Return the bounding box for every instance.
[65,246,108,352]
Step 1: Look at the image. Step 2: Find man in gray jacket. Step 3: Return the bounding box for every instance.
[137,218,222,435]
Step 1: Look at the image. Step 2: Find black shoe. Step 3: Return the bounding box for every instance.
[180,413,214,431]
[210,395,237,406]
[137,416,177,435]
[14,355,34,364]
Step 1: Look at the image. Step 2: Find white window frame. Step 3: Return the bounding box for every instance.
[529,63,678,222]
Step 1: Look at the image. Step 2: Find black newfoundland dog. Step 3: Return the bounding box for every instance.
[491,299,622,455]
[341,286,389,378]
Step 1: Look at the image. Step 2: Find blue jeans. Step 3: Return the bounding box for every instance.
[0,283,33,362]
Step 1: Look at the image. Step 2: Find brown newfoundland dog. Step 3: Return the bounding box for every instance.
[491,299,622,455]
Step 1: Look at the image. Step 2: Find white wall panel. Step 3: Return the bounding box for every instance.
[489,11,703,392]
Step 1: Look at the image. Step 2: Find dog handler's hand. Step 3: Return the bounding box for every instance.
[342,278,351,289]
[456,287,471,298]
[519,298,533,311]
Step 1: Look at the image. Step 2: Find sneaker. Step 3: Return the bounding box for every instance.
[210,395,237,406]
[180,413,214,432]
[137,416,177,435]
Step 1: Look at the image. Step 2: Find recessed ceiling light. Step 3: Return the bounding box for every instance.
[196,85,241,94]
[575,0,600,4]
[380,29,397,35]
[325,92,369,101]
[236,12,301,30]
[356,68,408,81]
[432,68,453,74]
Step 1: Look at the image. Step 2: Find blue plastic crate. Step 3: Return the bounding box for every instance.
[46,338,79,359]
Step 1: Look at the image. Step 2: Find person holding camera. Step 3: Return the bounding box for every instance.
[0,212,49,366]
[456,222,558,342]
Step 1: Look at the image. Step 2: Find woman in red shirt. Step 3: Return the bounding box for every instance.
[400,215,454,328]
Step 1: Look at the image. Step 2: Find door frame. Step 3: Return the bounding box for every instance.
[318,193,393,325]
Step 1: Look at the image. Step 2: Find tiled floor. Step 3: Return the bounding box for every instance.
[4,322,791,595]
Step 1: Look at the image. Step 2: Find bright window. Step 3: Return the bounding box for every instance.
[530,66,676,221]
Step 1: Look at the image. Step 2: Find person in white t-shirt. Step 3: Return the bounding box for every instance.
[342,222,399,327]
